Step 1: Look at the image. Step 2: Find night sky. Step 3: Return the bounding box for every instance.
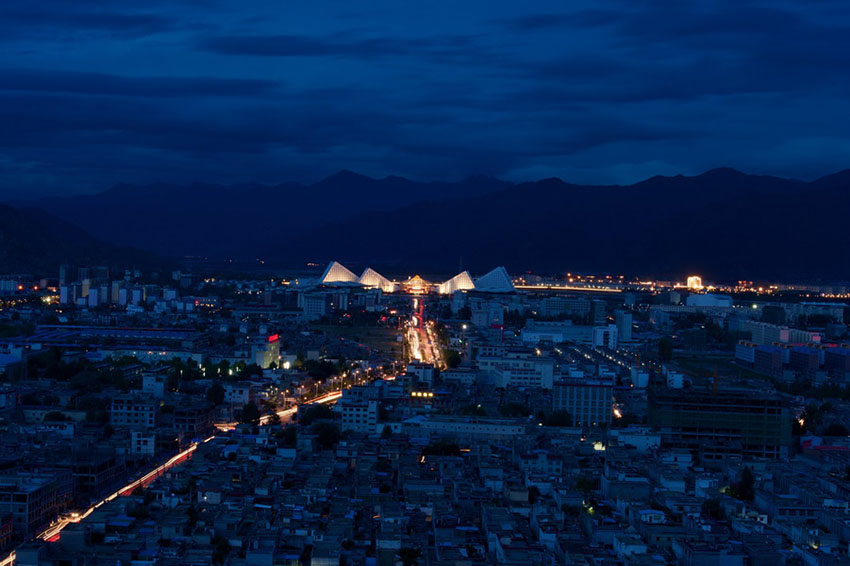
[2,0,850,198]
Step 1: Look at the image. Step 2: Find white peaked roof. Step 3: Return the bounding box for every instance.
[319,261,359,284]
[437,271,475,294]
[474,266,515,293]
[359,268,394,291]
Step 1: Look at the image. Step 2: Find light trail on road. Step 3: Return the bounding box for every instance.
[215,390,343,431]
[1,392,343,565]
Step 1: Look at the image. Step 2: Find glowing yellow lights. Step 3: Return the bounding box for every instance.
[411,391,434,398]
[686,275,704,290]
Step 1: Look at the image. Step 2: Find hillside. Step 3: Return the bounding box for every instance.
[10,168,850,281]
[24,173,512,257]
[282,168,850,281]
[0,205,161,275]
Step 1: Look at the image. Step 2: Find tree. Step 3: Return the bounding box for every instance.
[761,305,786,325]
[824,422,849,436]
[266,411,282,427]
[397,547,421,566]
[243,363,263,378]
[460,404,486,416]
[240,402,261,424]
[304,359,337,381]
[542,411,572,427]
[574,476,597,495]
[444,349,462,369]
[298,404,334,426]
[212,535,231,566]
[422,440,461,457]
[278,425,297,447]
[206,382,225,405]
[312,422,341,450]
[499,402,531,418]
[658,336,673,362]
[729,467,755,502]
[701,498,726,521]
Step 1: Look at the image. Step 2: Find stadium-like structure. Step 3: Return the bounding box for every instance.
[314,261,514,294]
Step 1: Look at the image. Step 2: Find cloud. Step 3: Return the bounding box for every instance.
[0,5,174,38]
[197,32,483,60]
[0,68,280,98]
[502,10,618,31]
[0,0,849,198]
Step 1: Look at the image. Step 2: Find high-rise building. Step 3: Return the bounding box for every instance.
[592,324,618,349]
[591,300,607,325]
[825,348,850,380]
[789,346,819,381]
[552,377,613,428]
[649,388,791,460]
[614,310,633,343]
[754,346,783,379]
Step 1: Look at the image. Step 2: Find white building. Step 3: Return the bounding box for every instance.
[521,321,593,345]
[479,354,554,389]
[340,399,378,433]
[686,293,732,308]
[142,372,166,398]
[111,395,156,429]
[406,363,435,386]
[224,382,254,406]
[131,431,156,457]
[405,415,526,443]
[592,324,618,349]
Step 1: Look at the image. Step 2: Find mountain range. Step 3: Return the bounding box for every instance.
[0,205,159,275]
[4,168,850,281]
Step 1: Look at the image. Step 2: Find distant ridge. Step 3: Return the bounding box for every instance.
[7,167,850,280]
[281,168,850,281]
[0,205,161,275]
[19,172,512,258]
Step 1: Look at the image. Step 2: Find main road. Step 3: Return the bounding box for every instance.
[407,319,444,370]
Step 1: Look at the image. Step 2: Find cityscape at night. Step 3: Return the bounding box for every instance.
[2,1,850,566]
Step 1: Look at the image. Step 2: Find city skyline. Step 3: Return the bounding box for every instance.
[2,3,850,565]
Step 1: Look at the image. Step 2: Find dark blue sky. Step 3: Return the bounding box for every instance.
[2,0,850,197]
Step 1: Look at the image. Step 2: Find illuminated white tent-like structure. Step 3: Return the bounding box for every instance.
[358,268,396,293]
[319,261,359,284]
[437,271,475,294]
[315,261,514,294]
[474,266,515,293]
